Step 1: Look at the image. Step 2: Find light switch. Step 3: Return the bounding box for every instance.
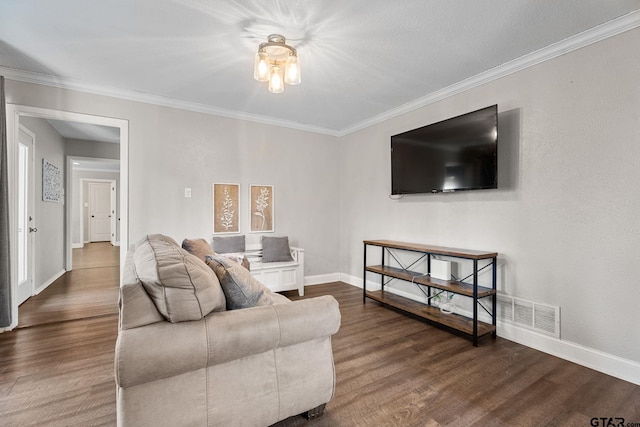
[184,188,192,198]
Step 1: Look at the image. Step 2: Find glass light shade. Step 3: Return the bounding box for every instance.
[254,52,269,82]
[268,65,284,93]
[284,55,301,85]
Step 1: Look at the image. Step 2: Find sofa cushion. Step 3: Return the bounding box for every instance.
[206,255,271,310]
[181,238,214,262]
[262,236,294,262]
[212,235,245,254]
[134,234,226,322]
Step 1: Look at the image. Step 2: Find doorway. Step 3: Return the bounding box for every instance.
[69,157,120,251]
[5,104,129,330]
[82,179,117,245]
[88,181,112,242]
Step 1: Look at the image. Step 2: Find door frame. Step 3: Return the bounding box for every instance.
[80,178,117,245]
[5,104,129,330]
[68,156,120,249]
[17,124,36,305]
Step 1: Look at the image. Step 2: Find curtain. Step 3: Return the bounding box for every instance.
[0,76,11,328]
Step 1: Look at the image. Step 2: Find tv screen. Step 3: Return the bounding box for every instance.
[391,105,498,194]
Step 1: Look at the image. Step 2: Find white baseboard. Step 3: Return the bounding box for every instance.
[113,241,120,247]
[35,269,66,295]
[305,273,341,286]
[499,323,640,386]
[340,273,640,386]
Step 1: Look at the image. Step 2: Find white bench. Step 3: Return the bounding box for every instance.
[244,243,305,296]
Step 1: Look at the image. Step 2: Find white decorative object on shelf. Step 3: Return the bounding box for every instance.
[431,259,451,281]
[437,292,455,314]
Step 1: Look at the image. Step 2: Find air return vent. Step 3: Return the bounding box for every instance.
[497,294,560,338]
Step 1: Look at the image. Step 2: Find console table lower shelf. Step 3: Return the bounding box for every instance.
[365,290,496,339]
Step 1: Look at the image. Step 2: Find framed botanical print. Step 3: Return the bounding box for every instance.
[42,159,61,202]
[213,183,240,234]
[249,184,274,233]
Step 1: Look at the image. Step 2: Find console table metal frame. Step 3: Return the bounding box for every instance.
[363,239,498,346]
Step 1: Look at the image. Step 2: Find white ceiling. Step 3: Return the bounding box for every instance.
[1,1,639,135]
[47,119,120,144]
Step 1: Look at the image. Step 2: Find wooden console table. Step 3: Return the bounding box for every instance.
[363,240,497,346]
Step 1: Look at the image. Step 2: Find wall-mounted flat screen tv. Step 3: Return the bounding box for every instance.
[391,104,498,194]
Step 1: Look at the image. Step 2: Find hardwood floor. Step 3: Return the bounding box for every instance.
[0,316,118,426]
[71,241,119,270]
[281,285,640,427]
[2,277,639,426]
[2,242,120,426]
[17,242,120,328]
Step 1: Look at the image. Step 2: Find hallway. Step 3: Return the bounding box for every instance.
[17,242,120,328]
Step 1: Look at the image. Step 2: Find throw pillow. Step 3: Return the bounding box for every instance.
[262,236,294,262]
[214,252,251,270]
[206,255,266,310]
[212,235,245,254]
[134,234,226,322]
[181,238,214,262]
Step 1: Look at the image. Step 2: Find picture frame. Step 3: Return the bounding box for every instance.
[213,183,240,234]
[249,184,274,233]
[42,159,61,202]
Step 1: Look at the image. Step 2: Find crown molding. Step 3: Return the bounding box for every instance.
[337,9,640,136]
[2,10,638,138]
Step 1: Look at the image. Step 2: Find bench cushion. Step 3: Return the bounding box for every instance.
[262,236,294,262]
[213,235,245,254]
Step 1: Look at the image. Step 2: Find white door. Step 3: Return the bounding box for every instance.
[88,182,112,242]
[17,126,35,305]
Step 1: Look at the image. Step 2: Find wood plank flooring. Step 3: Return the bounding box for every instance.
[281,285,640,427]
[2,273,640,426]
[17,242,120,328]
[3,242,120,426]
[71,242,120,270]
[0,316,118,426]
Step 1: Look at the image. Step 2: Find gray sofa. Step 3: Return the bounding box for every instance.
[115,235,341,427]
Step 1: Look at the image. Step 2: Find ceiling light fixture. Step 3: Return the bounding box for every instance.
[253,34,300,94]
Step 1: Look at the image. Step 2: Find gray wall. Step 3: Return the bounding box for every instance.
[339,28,640,363]
[5,82,342,277]
[19,116,65,288]
[123,106,341,276]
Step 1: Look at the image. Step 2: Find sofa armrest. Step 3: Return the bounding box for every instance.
[115,318,208,388]
[115,295,340,388]
[273,295,339,347]
[207,295,340,365]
